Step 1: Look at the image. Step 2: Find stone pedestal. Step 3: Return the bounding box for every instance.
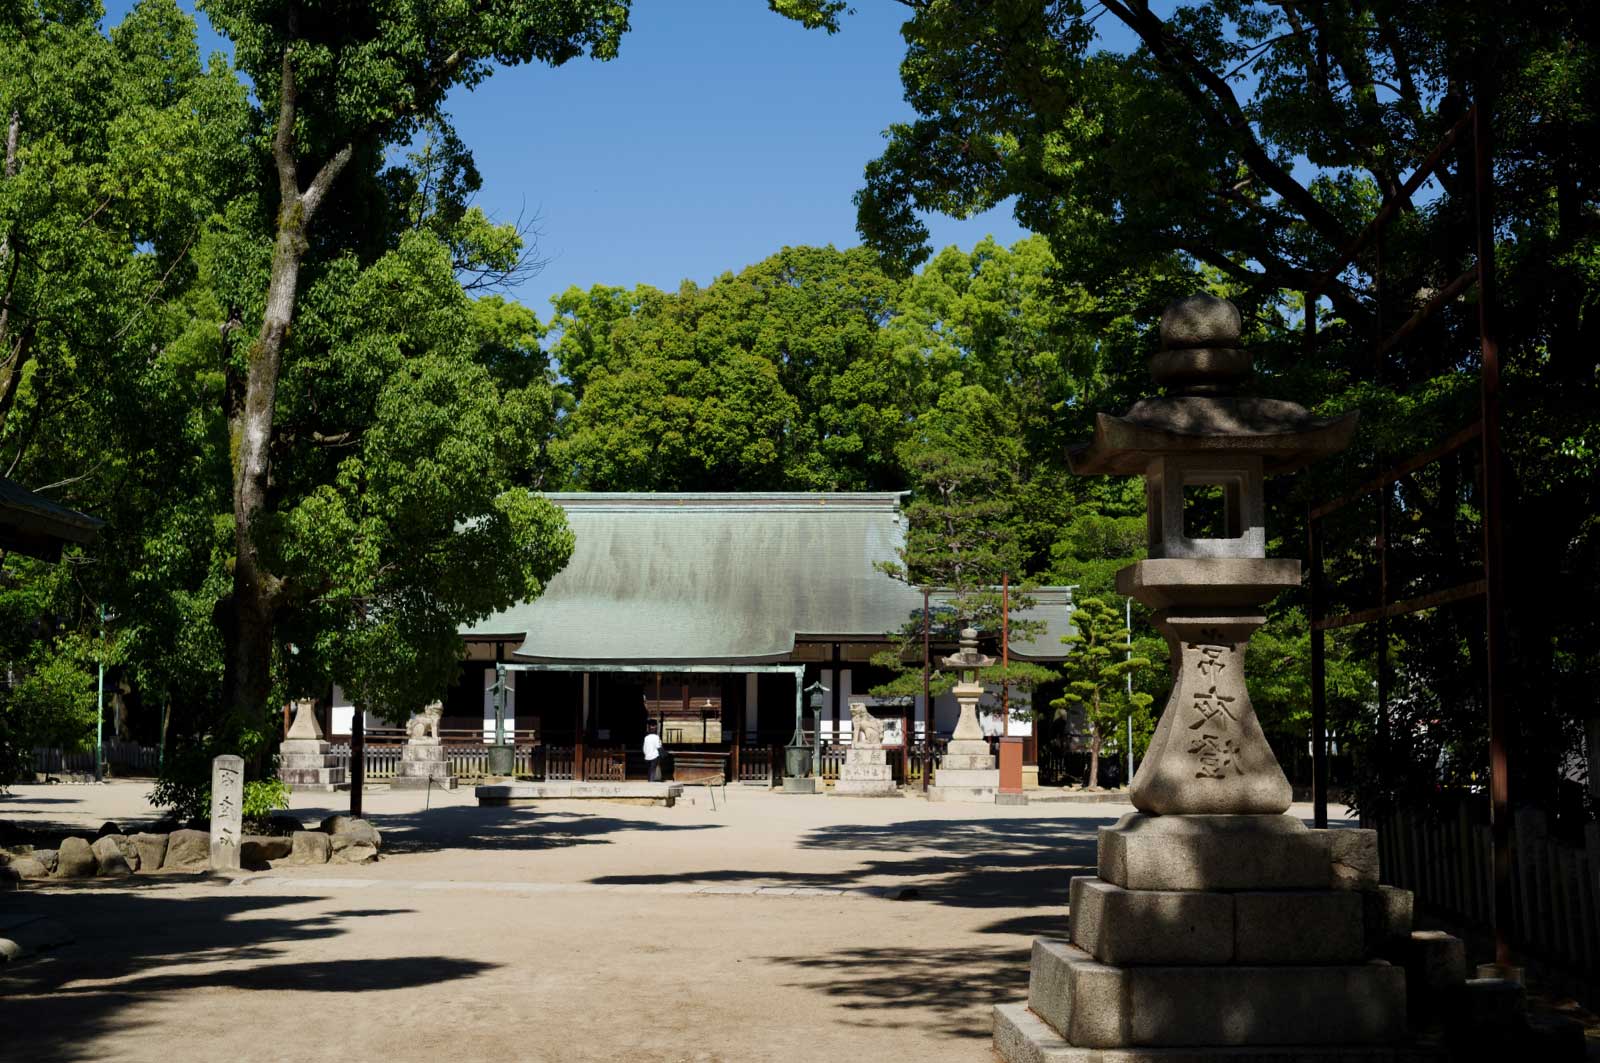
[782,776,820,794]
[834,745,897,796]
[995,815,1420,1061]
[278,700,346,792]
[391,702,456,791]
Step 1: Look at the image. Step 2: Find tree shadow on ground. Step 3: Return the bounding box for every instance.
[0,885,498,1062]
[767,943,1031,1040]
[589,817,1096,921]
[366,804,724,854]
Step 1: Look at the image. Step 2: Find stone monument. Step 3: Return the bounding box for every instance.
[209,754,243,871]
[833,701,897,796]
[392,701,455,790]
[927,628,1000,803]
[278,698,346,792]
[994,295,1418,1060]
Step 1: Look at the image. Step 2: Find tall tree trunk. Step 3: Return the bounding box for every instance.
[221,41,351,723]
[0,110,25,439]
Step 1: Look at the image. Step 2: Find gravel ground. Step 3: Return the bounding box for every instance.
[0,781,1370,1063]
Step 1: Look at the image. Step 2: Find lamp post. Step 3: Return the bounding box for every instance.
[781,679,824,794]
[487,662,516,777]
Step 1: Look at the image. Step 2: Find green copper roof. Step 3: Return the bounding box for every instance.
[464,492,1072,664]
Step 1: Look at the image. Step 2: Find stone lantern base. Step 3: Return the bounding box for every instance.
[278,701,346,793]
[992,813,1436,1061]
[927,737,1000,803]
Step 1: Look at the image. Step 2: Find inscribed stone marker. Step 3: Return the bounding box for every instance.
[210,754,244,871]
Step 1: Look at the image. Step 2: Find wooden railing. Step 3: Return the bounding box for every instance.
[1369,803,1599,980]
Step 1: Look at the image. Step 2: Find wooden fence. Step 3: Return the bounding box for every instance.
[1369,805,1599,979]
[31,741,159,777]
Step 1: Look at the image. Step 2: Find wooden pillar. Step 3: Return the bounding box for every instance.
[575,672,587,782]
[830,643,842,739]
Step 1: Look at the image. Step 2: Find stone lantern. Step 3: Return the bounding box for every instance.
[1070,293,1355,814]
[993,296,1429,1060]
[927,627,1000,803]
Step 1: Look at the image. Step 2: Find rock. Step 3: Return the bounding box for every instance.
[130,833,167,872]
[162,829,211,869]
[2,843,33,858]
[109,835,141,872]
[8,856,49,879]
[91,836,133,876]
[320,815,381,846]
[240,835,292,868]
[31,849,57,874]
[0,865,19,890]
[54,837,97,878]
[1405,930,1467,1019]
[1362,883,1414,953]
[284,831,331,865]
[330,837,378,864]
[267,813,304,836]
[96,820,125,838]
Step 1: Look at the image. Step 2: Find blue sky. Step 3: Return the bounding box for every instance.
[440,1,1032,313]
[113,1,1155,317]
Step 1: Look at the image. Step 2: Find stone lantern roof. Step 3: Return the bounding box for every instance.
[1068,294,1357,476]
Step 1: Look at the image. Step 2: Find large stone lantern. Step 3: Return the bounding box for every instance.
[1071,293,1355,814]
[927,627,1000,802]
[993,296,1427,1061]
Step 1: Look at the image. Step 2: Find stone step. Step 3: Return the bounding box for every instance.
[1070,877,1365,965]
[925,785,998,803]
[1099,813,1345,891]
[993,1003,1435,1063]
[1026,938,1406,1048]
[934,767,1001,787]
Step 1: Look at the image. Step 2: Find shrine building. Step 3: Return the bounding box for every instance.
[328,492,1072,771]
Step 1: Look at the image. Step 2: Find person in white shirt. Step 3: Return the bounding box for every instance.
[643,720,663,782]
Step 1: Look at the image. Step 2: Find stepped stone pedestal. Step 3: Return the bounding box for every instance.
[834,702,898,795]
[994,296,1441,1062]
[278,700,346,792]
[927,629,1001,803]
[392,702,456,791]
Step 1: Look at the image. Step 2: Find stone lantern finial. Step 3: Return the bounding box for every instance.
[1150,292,1250,394]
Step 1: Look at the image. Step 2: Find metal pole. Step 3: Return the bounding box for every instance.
[922,588,931,793]
[95,603,105,782]
[1310,506,1328,829]
[1474,95,1513,969]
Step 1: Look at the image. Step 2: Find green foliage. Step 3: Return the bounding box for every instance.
[1053,596,1155,788]
[849,0,1600,813]
[148,749,289,823]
